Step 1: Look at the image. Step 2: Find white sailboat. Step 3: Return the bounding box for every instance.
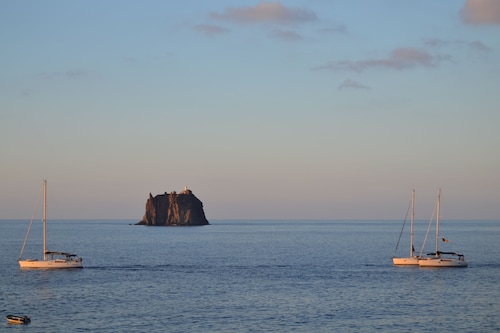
[18,180,83,269]
[392,190,420,265]
[418,189,467,268]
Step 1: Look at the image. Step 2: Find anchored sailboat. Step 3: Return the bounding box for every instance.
[392,190,420,265]
[418,189,467,268]
[18,180,83,269]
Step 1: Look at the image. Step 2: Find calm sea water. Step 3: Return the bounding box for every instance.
[1,219,499,332]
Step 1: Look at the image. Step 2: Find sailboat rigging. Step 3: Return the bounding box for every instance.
[392,190,421,265]
[418,189,467,268]
[18,180,83,269]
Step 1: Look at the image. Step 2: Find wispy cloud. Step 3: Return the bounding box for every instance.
[338,79,370,91]
[424,38,493,52]
[120,53,173,65]
[423,38,447,48]
[460,0,500,25]
[65,69,89,79]
[210,1,317,25]
[269,28,302,41]
[312,48,450,73]
[319,24,347,35]
[468,40,493,52]
[122,56,138,63]
[21,88,35,98]
[195,24,230,36]
[38,69,93,80]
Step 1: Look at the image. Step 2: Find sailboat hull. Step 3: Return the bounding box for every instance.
[418,257,467,267]
[392,257,420,265]
[19,259,83,269]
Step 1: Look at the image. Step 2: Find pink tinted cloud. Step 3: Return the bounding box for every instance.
[460,0,500,25]
[313,48,450,72]
[210,1,317,25]
[195,24,229,36]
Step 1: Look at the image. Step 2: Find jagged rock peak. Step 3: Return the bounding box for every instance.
[136,187,209,226]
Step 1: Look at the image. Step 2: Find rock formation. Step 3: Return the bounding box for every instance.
[136,187,209,226]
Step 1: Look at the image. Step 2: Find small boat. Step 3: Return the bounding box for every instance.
[418,189,467,268]
[18,180,83,269]
[392,190,421,265]
[6,315,31,324]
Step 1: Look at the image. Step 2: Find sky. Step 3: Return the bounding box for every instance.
[1,0,499,220]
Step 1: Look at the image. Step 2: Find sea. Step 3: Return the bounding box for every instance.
[1,219,499,332]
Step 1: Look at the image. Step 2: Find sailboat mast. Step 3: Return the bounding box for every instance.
[43,179,47,261]
[410,189,415,257]
[435,188,441,255]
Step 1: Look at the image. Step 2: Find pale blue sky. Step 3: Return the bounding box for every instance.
[1,0,499,220]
